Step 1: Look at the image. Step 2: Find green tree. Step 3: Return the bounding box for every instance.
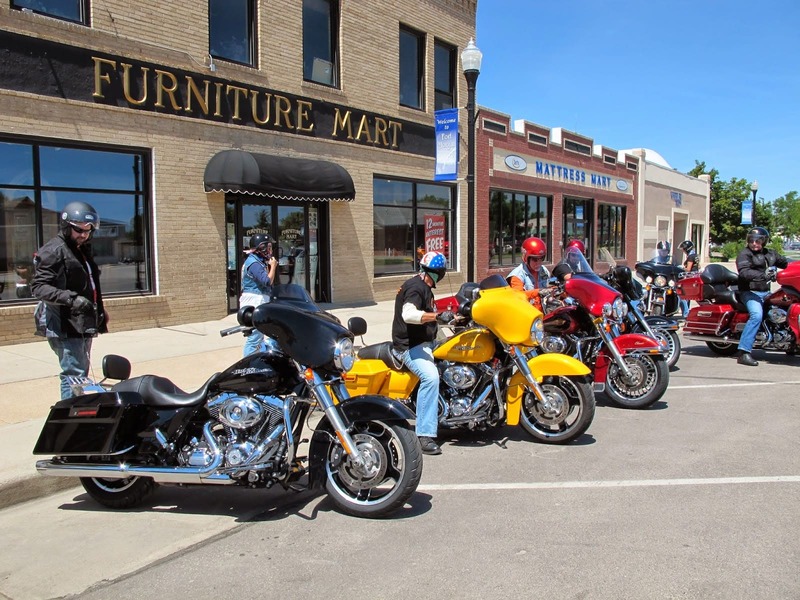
[772,191,800,240]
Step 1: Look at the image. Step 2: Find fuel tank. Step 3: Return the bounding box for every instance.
[433,328,497,363]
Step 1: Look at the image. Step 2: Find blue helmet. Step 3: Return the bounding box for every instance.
[419,251,447,286]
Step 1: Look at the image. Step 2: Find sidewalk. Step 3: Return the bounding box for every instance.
[0,300,396,509]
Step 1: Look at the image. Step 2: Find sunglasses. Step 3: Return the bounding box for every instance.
[68,222,95,235]
[527,256,544,262]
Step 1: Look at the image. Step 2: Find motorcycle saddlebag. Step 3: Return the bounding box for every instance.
[33,391,148,456]
[685,304,734,335]
[678,274,704,301]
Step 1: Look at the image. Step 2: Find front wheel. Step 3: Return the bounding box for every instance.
[80,476,157,509]
[324,420,422,518]
[653,329,681,369]
[605,354,669,409]
[520,375,595,444]
[705,341,739,356]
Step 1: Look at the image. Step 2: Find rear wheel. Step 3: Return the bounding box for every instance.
[80,476,157,509]
[520,375,595,444]
[705,341,739,356]
[605,354,669,409]
[324,420,422,518]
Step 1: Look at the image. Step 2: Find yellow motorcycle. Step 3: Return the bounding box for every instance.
[344,275,595,444]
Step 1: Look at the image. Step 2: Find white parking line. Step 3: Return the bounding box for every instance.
[670,380,800,389]
[419,475,800,492]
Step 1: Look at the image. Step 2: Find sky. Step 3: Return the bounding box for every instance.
[474,0,800,205]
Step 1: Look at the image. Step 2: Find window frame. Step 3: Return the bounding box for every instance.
[597,203,626,260]
[399,25,425,110]
[433,39,456,111]
[488,190,551,268]
[11,0,88,25]
[208,0,257,67]
[302,0,340,88]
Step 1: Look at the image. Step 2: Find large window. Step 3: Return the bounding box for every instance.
[0,139,151,303]
[373,178,455,277]
[563,197,593,262]
[399,26,425,109]
[489,190,550,268]
[209,0,256,66]
[597,204,626,259]
[434,39,455,110]
[11,0,87,24]
[303,0,339,87]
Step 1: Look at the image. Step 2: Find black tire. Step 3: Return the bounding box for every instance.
[323,420,422,518]
[80,476,157,509]
[520,375,595,444]
[605,354,669,409]
[705,341,739,356]
[654,329,681,369]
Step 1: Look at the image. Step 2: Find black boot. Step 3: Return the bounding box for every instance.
[737,351,758,366]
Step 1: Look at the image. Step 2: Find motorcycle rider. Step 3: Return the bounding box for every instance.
[654,241,672,264]
[735,227,789,366]
[31,201,108,400]
[392,251,447,455]
[506,237,551,309]
[240,233,278,357]
[678,240,699,317]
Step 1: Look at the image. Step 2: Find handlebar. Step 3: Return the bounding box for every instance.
[220,325,252,337]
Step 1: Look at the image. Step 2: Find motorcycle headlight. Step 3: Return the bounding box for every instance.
[530,316,544,345]
[333,337,355,372]
[654,275,668,287]
[612,297,625,319]
[603,302,613,317]
[645,276,653,284]
[668,279,676,287]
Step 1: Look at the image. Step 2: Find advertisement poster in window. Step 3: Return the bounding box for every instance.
[424,214,446,256]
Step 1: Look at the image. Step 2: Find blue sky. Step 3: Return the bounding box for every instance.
[474,1,800,204]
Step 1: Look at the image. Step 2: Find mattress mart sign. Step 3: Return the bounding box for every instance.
[493,150,633,195]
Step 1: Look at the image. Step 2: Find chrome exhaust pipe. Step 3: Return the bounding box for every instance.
[35,422,234,485]
[682,332,737,344]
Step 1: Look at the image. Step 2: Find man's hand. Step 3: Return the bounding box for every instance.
[437,310,455,324]
[71,295,93,314]
[767,266,778,282]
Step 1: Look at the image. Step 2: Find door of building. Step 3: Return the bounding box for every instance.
[563,197,594,265]
[226,198,329,311]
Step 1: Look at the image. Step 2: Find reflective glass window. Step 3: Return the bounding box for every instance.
[0,142,34,187]
[399,27,424,109]
[209,0,255,66]
[434,40,455,110]
[303,0,339,87]
[12,0,86,24]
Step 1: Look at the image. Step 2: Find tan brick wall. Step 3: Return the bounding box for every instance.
[0,1,476,344]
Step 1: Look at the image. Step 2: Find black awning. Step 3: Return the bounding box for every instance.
[203,149,355,202]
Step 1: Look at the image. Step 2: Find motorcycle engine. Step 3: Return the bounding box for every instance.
[441,364,477,390]
[541,334,569,354]
[767,307,787,324]
[208,393,265,429]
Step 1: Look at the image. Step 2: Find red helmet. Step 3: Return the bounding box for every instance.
[521,237,547,265]
[566,239,585,254]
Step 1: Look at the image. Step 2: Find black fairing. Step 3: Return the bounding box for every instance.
[635,260,685,280]
[215,350,300,395]
[252,302,351,369]
[607,265,642,300]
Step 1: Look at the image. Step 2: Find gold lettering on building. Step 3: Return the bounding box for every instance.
[296,100,314,133]
[274,95,293,128]
[121,63,149,105]
[185,76,210,114]
[154,69,181,110]
[332,108,354,140]
[92,57,116,99]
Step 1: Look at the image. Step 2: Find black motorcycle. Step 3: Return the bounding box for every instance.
[34,284,423,518]
[634,260,686,318]
[603,265,682,369]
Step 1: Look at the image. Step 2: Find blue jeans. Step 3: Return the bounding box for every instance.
[738,290,769,353]
[243,329,264,357]
[400,343,440,438]
[679,298,690,318]
[48,336,93,400]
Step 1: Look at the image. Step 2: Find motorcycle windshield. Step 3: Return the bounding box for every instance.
[564,275,621,317]
[635,260,684,279]
[471,277,540,345]
[251,303,350,368]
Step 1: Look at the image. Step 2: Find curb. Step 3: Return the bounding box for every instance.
[0,473,80,510]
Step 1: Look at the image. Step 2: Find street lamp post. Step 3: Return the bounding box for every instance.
[750,180,758,227]
[461,38,482,282]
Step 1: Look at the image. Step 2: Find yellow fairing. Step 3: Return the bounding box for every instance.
[433,328,496,363]
[504,353,591,425]
[471,287,538,345]
[344,358,417,399]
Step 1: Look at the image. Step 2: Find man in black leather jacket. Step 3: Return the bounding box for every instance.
[31,202,108,399]
[735,227,788,366]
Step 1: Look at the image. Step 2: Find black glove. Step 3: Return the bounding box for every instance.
[71,295,93,314]
[437,310,455,324]
[767,267,778,282]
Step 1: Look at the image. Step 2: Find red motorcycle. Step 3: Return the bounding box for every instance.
[678,262,800,356]
[538,250,669,409]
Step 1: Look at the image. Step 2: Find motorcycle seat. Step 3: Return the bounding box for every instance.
[111,372,219,407]
[357,342,405,370]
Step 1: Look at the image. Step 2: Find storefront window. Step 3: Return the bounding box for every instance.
[0,139,151,303]
[12,0,87,25]
[209,0,255,66]
[489,190,550,267]
[597,204,626,259]
[563,197,593,262]
[373,178,454,277]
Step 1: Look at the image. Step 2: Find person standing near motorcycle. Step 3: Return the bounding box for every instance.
[678,240,699,317]
[654,241,672,264]
[735,227,789,366]
[31,201,108,400]
[507,237,551,310]
[240,233,278,357]
[392,251,447,455]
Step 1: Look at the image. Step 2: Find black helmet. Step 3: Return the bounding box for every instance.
[656,240,671,252]
[248,233,274,256]
[679,240,694,253]
[60,201,99,236]
[746,227,769,245]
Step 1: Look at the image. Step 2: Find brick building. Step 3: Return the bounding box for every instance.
[0,0,476,345]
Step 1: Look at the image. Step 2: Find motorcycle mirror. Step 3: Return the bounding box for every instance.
[348,316,368,337]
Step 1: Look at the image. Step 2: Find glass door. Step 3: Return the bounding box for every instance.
[563,197,593,264]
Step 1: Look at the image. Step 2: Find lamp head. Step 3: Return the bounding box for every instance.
[461,38,483,73]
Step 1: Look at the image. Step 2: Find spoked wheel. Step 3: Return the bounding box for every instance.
[653,329,681,369]
[605,354,669,409]
[80,476,157,509]
[705,341,739,356]
[520,375,595,444]
[324,420,422,518]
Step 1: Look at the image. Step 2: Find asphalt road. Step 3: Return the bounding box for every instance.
[2,338,799,600]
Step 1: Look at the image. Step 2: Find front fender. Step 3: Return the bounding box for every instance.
[643,315,680,331]
[308,394,415,487]
[613,332,662,353]
[505,353,591,426]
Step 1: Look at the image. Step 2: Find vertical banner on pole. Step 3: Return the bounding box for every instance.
[434,108,459,181]
[741,200,753,225]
